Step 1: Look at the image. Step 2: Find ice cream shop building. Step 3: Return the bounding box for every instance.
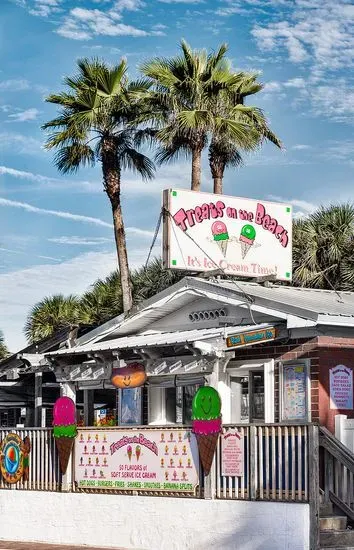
[0,190,353,550]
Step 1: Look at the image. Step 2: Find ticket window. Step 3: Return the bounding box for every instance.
[231,372,265,423]
[229,360,274,424]
[148,383,202,426]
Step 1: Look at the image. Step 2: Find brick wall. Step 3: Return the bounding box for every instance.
[317,337,354,433]
[233,335,354,432]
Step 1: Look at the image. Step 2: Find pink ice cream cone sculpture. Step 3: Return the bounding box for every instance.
[211,221,229,257]
[53,396,77,475]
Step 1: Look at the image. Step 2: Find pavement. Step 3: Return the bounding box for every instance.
[0,544,127,550]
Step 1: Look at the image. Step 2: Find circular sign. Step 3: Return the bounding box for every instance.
[0,433,25,484]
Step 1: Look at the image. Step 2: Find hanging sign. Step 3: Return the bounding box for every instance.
[330,365,353,410]
[281,364,308,421]
[221,429,244,477]
[163,189,292,281]
[226,327,277,348]
[0,433,31,484]
[111,363,147,389]
[75,428,199,494]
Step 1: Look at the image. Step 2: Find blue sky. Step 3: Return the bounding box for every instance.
[0,0,353,350]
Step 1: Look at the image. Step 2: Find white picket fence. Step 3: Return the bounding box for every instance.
[0,424,313,502]
[215,424,310,502]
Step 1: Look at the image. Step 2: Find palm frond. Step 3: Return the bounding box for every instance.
[54,143,95,174]
[120,148,155,180]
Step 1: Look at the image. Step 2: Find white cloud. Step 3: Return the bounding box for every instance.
[292,144,311,150]
[251,0,354,70]
[0,197,112,228]
[0,246,156,351]
[159,0,204,3]
[283,77,305,88]
[312,82,354,123]
[48,228,155,245]
[267,195,317,219]
[0,165,103,193]
[0,79,30,91]
[0,133,43,154]
[48,236,113,246]
[0,246,61,263]
[8,108,40,122]
[29,0,61,17]
[57,1,151,41]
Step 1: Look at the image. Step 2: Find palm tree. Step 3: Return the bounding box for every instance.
[132,257,185,302]
[0,330,9,360]
[42,58,155,313]
[24,295,82,344]
[209,74,282,194]
[24,259,187,342]
[140,40,259,191]
[80,271,122,324]
[293,204,354,290]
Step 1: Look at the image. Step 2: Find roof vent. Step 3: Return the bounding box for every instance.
[189,308,228,322]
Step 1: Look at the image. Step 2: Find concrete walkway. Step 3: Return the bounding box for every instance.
[0,544,128,550]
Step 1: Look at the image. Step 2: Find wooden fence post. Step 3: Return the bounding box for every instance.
[309,424,320,550]
[250,424,257,500]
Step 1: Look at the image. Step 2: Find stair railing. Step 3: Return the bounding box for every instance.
[319,426,354,522]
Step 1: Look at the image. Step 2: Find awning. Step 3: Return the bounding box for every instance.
[46,323,278,358]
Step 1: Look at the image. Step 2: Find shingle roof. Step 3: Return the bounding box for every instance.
[209,279,354,317]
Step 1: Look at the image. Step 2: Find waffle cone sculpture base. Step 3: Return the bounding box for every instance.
[55,437,74,475]
[196,433,219,475]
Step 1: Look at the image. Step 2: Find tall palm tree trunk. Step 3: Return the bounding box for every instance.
[213,176,223,195]
[209,143,225,195]
[191,147,202,191]
[101,138,133,313]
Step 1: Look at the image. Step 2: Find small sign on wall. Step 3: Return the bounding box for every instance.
[280,363,309,421]
[330,365,353,410]
[221,429,244,477]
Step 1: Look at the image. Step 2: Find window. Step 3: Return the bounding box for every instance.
[148,383,202,425]
[119,388,142,426]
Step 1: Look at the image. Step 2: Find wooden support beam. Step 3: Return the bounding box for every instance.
[34,372,43,427]
[83,389,94,426]
[309,424,320,550]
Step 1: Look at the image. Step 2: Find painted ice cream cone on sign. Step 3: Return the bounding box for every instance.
[192,387,222,475]
[211,221,229,257]
[240,224,256,259]
[127,445,132,462]
[135,445,141,461]
[53,396,77,475]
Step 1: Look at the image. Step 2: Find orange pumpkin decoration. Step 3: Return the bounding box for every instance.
[111,363,147,389]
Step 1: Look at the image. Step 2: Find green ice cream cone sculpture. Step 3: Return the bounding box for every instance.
[240,224,256,259]
[192,387,222,475]
[211,221,229,257]
[53,396,77,475]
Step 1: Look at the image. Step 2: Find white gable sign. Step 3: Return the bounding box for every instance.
[163,189,292,281]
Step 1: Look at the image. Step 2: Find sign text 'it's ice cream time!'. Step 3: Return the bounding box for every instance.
[163,189,292,281]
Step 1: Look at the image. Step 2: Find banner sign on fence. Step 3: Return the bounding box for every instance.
[330,365,353,410]
[221,429,244,477]
[75,429,199,493]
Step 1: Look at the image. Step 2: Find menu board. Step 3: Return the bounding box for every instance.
[330,365,353,410]
[221,429,244,477]
[281,364,308,421]
[74,428,199,494]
